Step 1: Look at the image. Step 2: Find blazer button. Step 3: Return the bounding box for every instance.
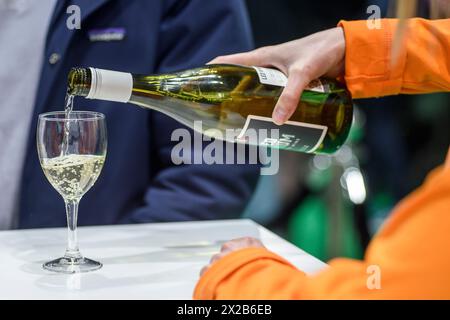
[49,53,61,65]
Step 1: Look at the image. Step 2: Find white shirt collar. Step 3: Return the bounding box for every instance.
[0,0,30,13]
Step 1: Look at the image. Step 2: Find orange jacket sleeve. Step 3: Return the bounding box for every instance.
[338,18,450,98]
[194,18,450,299]
[194,150,450,299]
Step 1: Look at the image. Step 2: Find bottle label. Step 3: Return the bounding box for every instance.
[237,115,327,153]
[253,66,288,87]
[253,66,328,93]
[305,79,329,93]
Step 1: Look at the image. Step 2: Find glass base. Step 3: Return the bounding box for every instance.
[43,255,102,274]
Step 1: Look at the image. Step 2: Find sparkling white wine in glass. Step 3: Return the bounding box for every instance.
[37,111,107,273]
[41,154,105,201]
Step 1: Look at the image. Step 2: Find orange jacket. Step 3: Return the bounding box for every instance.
[194,18,450,300]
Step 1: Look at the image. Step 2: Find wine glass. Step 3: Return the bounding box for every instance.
[37,111,107,273]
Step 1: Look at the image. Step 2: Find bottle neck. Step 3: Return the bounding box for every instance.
[88,68,134,102]
[130,75,163,101]
[69,68,134,103]
[67,68,92,97]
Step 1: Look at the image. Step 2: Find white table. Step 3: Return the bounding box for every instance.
[0,219,327,300]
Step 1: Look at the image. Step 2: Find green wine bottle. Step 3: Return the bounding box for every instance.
[67,64,353,153]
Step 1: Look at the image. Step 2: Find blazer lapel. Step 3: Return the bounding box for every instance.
[34,0,111,117]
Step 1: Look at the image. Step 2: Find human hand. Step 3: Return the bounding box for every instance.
[200,237,265,276]
[210,27,346,125]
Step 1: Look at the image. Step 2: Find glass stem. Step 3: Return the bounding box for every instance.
[64,199,82,259]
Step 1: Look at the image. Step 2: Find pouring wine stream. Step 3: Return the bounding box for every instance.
[61,92,75,156]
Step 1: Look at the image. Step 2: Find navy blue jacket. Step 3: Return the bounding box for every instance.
[18,0,259,228]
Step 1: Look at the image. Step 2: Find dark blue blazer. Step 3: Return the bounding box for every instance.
[18,0,260,228]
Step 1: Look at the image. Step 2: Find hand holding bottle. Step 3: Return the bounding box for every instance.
[210,27,346,125]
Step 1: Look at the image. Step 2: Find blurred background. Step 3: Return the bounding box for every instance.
[242,0,450,261]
